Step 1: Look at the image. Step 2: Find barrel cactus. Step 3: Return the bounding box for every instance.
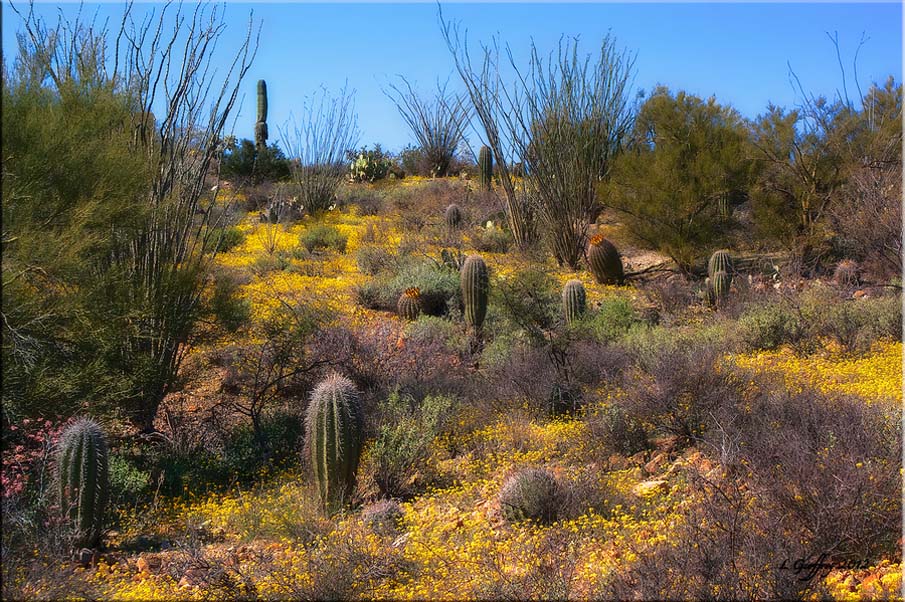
[707,249,733,279]
[305,374,363,513]
[709,270,732,305]
[562,279,586,326]
[57,418,109,549]
[461,255,489,332]
[397,287,422,321]
[445,203,463,229]
[478,145,493,191]
[255,79,268,149]
[498,467,563,524]
[587,234,623,285]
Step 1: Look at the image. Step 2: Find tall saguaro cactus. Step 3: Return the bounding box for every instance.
[461,255,489,332]
[255,79,269,150]
[305,374,363,513]
[478,145,493,191]
[57,418,109,549]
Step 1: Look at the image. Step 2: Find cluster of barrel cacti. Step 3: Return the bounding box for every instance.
[562,279,586,326]
[461,254,489,333]
[478,145,493,191]
[305,374,363,513]
[57,418,109,550]
[588,234,623,285]
[255,79,268,150]
[706,249,733,306]
[397,286,422,321]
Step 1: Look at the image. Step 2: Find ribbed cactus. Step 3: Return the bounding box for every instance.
[305,374,363,513]
[461,255,489,332]
[562,279,586,326]
[478,145,493,191]
[255,79,268,150]
[445,203,462,229]
[498,467,562,524]
[397,287,422,321]
[57,418,109,549]
[587,234,623,285]
[709,270,732,305]
[707,249,733,279]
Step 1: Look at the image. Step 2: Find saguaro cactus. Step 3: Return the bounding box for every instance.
[587,234,623,285]
[306,374,363,513]
[708,249,733,279]
[397,287,422,321]
[461,255,489,332]
[255,79,268,150]
[478,145,493,191]
[445,203,463,229]
[57,418,109,549]
[562,279,587,326]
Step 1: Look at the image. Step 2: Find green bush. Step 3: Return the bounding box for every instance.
[368,391,456,499]
[587,403,649,456]
[355,245,396,276]
[109,453,151,501]
[469,225,512,253]
[737,303,802,351]
[576,297,640,343]
[348,145,395,183]
[300,225,348,254]
[203,226,246,253]
[220,139,291,185]
[404,315,469,355]
[491,267,560,344]
[209,271,252,332]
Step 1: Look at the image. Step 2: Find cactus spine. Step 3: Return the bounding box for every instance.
[587,234,623,285]
[461,255,489,332]
[255,79,268,150]
[306,374,363,513]
[478,145,493,191]
[708,249,733,279]
[57,418,109,549]
[709,270,731,305]
[562,279,586,326]
[397,287,422,321]
[445,204,463,229]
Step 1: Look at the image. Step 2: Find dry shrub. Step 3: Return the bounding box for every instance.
[388,179,468,232]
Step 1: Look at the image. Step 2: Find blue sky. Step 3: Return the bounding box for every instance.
[3,3,901,154]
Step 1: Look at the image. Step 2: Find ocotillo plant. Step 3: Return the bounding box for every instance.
[57,418,109,550]
[478,145,493,191]
[305,374,363,513]
[708,249,733,279]
[255,79,268,150]
[587,234,623,285]
[461,255,489,332]
[562,279,587,326]
[397,287,422,321]
[445,203,463,229]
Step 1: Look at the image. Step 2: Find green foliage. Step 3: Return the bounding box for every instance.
[355,245,396,276]
[498,467,564,524]
[220,139,291,185]
[576,296,639,343]
[300,225,348,254]
[587,235,624,285]
[799,286,902,352]
[368,390,456,498]
[348,145,394,183]
[737,303,802,351]
[562,280,587,327]
[469,223,512,253]
[478,145,493,190]
[607,87,753,272]
[57,418,109,549]
[403,315,470,355]
[305,374,364,513]
[209,270,252,333]
[204,226,246,254]
[108,453,150,501]
[589,403,649,456]
[492,267,560,344]
[461,255,489,333]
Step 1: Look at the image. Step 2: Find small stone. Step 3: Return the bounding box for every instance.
[633,479,669,497]
[77,548,94,568]
[136,554,162,575]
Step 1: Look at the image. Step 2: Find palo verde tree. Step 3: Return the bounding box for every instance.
[606,87,753,274]
[2,3,258,430]
[384,77,471,178]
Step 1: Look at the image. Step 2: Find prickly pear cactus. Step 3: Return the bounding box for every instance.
[57,418,109,549]
[255,79,268,149]
[587,234,623,285]
[562,279,586,326]
[305,374,363,513]
[708,249,733,279]
[445,204,463,229]
[397,287,422,321]
[461,255,489,332]
[478,145,493,191]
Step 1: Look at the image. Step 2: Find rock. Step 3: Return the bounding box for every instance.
[633,479,668,497]
[77,548,95,568]
[136,554,162,575]
[178,568,206,589]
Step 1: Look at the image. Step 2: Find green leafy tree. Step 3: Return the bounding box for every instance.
[606,87,753,273]
[220,138,291,185]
